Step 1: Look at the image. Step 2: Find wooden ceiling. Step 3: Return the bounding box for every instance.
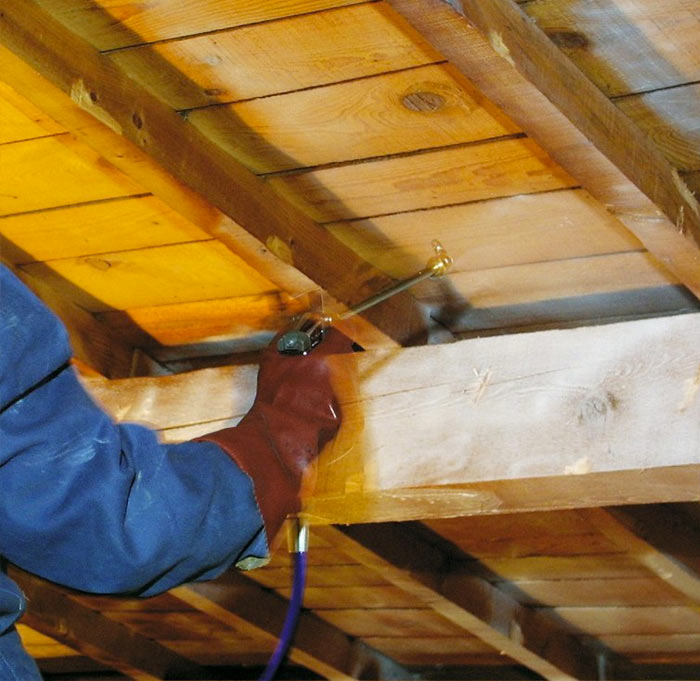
[1,0,700,679]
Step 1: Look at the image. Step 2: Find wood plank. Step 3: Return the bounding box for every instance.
[615,84,700,172]
[9,567,206,681]
[189,63,520,173]
[497,577,693,608]
[431,251,676,313]
[0,195,209,263]
[175,571,412,681]
[21,241,275,312]
[320,524,599,680]
[0,81,63,143]
[97,292,308,351]
[327,188,642,276]
[360,636,498,665]
[0,135,141,216]
[110,2,442,109]
[1,0,429,347]
[551,605,700,635]
[36,0,367,50]
[16,625,80,660]
[84,313,700,523]
[278,585,418,609]
[600,633,700,655]
[522,0,700,97]
[581,505,700,602]
[385,0,700,298]
[269,137,575,221]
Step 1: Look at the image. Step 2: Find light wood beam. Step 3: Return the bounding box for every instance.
[0,0,428,347]
[385,0,700,299]
[84,313,700,524]
[174,572,412,681]
[9,567,206,681]
[316,523,600,680]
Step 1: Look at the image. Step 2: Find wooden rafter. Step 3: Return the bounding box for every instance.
[385,0,700,299]
[9,567,206,680]
[0,0,429,348]
[174,572,412,681]
[84,313,700,524]
[582,506,700,603]
[315,524,601,680]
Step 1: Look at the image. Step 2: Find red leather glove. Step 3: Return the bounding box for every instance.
[197,327,354,544]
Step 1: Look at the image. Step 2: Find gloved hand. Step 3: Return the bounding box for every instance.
[196,327,354,544]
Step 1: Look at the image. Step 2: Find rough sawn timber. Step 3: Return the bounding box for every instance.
[386,0,700,299]
[85,313,700,524]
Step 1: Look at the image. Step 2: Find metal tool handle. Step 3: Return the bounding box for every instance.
[277,240,452,354]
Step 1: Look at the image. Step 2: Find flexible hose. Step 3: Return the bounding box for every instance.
[259,547,308,680]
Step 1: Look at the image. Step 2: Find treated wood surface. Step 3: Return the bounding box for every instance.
[523,0,700,97]
[111,2,442,109]
[84,313,700,523]
[270,137,574,221]
[387,0,700,299]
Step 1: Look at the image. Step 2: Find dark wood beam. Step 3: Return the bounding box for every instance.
[9,566,207,680]
[0,0,429,347]
[317,524,601,681]
[385,0,700,299]
[174,571,412,681]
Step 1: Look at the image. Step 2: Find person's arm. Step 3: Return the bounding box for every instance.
[0,265,349,596]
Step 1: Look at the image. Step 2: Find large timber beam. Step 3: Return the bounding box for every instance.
[0,0,427,348]
[84,313,700,524]
[315,523,602,681]
[9,567,207,680]
[385,0,700,299]
[175,573,411,681]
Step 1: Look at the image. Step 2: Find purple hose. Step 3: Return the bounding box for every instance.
[259,549,308,680]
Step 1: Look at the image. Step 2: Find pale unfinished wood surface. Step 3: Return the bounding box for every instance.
[84,313,700,523]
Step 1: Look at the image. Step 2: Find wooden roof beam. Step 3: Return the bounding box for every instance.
[84,312,700,524]
[173,572,413,681]
[9,566,207,681]
[315,523,600,681]
[385,0,700,299]
[0,0,429,349]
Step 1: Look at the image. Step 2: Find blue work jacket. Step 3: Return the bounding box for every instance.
[0,265,268,679]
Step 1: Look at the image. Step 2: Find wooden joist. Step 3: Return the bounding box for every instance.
[9,567,206,681]
[385,0,700,299]
[174,573,412,681]
[84,313,700,524]
[0,0,429,348]
[317,524,600,680]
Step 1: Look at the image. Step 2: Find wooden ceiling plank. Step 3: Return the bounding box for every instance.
[9,566,207,681]
[36,0,368,51]
[384,0,700,299]
[110,2,443,110]
[173,571,413,681]
[581,506,700,603]
[268,137,575,222]
[83,312,700,523]
[188,63,519,173]
[317,524,599,680]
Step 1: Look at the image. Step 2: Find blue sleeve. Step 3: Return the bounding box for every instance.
[0,265,268,596]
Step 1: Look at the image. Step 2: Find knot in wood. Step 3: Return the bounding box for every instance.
[401,91,445,112]
[546,30,589,49]
[577,391,618,425]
